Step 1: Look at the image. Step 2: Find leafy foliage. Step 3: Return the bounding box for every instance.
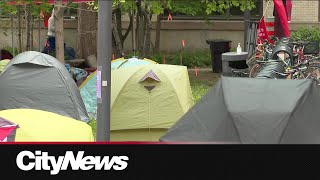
[125,50,212,68]
[291,26,320,42]
[88,0,257,17]
[0,0,53,16]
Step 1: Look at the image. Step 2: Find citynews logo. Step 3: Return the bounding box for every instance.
[16,151,129,175]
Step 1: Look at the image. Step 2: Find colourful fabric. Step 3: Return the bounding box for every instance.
[71,67,88,81]
[0,126,17,141]
[286,0,292,21]
[273,0,290,38]
[257,16,269,42]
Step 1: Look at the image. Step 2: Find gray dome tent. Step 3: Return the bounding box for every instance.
[0,51,89,122]
[160,76,320,144]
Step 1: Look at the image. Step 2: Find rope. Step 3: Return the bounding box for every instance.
[262,0,272,20]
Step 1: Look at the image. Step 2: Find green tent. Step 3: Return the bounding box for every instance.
[111,57,157,69]
[80,64,194,141]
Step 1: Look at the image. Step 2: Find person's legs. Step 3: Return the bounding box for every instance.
[42,37,50,54]
[48,36,56,50]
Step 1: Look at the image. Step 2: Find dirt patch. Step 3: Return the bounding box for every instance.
[188,68,221,86]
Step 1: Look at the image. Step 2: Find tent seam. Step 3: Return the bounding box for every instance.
[159,66,186,115]
[278,80,312,143]
[111,66,145,113]
[222,78,242,143]
[55,68,84,121]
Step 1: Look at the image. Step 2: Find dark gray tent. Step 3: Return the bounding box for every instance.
[160,76,320,144]
[0,51,89,122]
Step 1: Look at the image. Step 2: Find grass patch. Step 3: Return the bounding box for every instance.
[125,50,212,68]
[88,119,97,138]
[190,80,211,103]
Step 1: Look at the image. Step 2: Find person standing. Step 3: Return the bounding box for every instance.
[42,8,56,54]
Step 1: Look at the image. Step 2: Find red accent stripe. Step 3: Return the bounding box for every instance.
[0,142,237,145]
[265,22,274,26]
[267,31,275,36]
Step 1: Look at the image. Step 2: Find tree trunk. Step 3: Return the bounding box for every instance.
[139,6,151,57]
[135,2,152,57]
[17,5,22,53]
[135,12,139,55]
[136,15,145,56]
[136,2,145,56]
[11,15,15,56]
[76,2,97,60]
[143,13,151,56]
[154,14,161,54]
[26,4,31,51]
[115,8,123,45]
[112,17,124,57]
[54,0,65,63]
[31,14,34,51]
[112,7,133,57]
[38,7,41,52]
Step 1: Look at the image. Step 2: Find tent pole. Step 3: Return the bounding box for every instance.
[244,0,250,52]
[96,0,112,142]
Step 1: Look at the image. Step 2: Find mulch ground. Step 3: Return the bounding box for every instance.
[188,68,221,86]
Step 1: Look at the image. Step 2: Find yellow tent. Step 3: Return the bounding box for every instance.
[80,64,194,141]
[0,109,94,142]
[0,59,10,73]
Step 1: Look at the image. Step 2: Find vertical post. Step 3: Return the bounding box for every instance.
[162,51,166,64]
[96,0,112,142]
[244,0,250,52]
[180,49,182,65]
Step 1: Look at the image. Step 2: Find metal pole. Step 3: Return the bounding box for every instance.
[244,0,250,52]
[96,0,112,142]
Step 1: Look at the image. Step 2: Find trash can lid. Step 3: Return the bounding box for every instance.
[222,52,248,61]
[206,39,232,44]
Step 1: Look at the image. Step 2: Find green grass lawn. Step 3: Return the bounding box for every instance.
[88,69,220,138]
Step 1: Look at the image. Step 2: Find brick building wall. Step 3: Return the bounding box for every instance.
[263,0,319,22]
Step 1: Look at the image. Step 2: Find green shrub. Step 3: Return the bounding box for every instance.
[291,26,320,42]
[2,46,18,56]
[48,49,74,61]
[123,50,212,68]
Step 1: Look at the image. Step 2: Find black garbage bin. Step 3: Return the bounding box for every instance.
[206,39,232,73]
